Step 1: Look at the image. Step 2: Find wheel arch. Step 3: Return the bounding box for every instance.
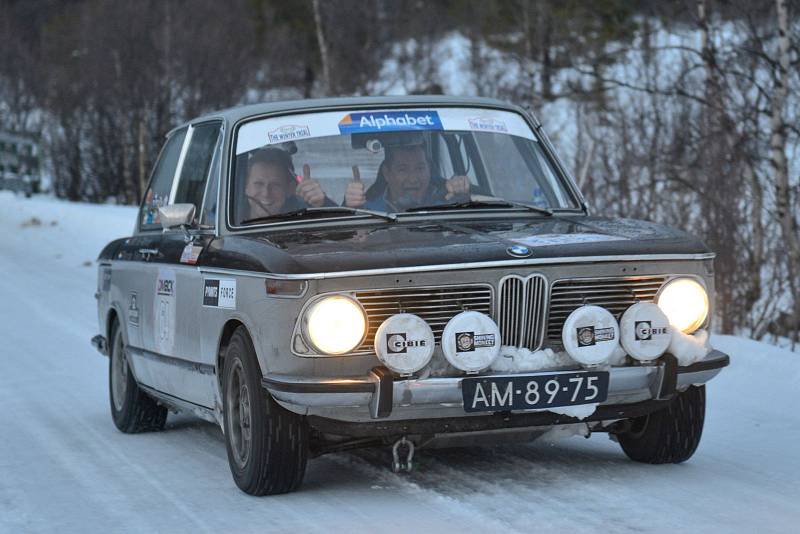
[106,304,124,346]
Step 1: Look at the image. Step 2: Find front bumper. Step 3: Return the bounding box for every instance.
[263,350,729,424]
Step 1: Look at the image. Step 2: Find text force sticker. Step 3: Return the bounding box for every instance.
[203,278,236,309]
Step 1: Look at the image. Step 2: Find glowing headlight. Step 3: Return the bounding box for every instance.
[304,295,366,355]
[656,278,709,334]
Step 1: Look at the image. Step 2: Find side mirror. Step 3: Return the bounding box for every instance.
[158,203,196,230]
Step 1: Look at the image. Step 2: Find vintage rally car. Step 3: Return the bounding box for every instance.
[92,95,729,495]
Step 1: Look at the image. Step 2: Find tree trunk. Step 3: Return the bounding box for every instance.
[138,118,146,203]
[312,0,331,95]
[770,0,800,343]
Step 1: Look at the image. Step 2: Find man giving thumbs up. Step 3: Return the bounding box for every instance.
[344,144,469,212]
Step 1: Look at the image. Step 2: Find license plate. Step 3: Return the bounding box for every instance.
[461,371,609,413]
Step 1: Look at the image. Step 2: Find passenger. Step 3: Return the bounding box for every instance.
[242,148,334,221]
[343,143,470,212]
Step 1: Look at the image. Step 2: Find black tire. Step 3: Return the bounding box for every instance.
[222,327,308,495]
[617,385,706,464]
[108,320,168,433]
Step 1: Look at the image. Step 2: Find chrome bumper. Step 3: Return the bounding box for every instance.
[263,350,729,422]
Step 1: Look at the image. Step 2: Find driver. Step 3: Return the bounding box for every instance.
[242,148,334,221]
[343,143,470,212]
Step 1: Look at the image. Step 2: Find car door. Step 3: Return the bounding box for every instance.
[122,126,188,393]
[149,120,223,408]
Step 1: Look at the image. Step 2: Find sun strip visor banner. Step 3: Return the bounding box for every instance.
[338,110,443,134]
[236,107,538,155]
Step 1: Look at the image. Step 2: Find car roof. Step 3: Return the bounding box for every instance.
[174,95,534,132]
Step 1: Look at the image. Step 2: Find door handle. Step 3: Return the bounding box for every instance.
[138,248,159,260]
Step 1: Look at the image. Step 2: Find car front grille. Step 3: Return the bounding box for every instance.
[497,274,548,351]
[349,275,668,355]
[546,276,667,341]
[353,285,493,352]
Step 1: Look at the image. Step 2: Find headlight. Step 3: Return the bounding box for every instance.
[304,295,366,355]
[656,278,708,333]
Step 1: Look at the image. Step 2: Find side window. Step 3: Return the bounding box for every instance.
[139,128,187,230]
[173,122,222,224]
[199,132,223,227]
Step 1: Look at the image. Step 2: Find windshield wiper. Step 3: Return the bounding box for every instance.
[241,206,397,225]
[405,199,553,216]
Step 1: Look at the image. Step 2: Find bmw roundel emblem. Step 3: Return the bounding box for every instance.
[507,245,531,257]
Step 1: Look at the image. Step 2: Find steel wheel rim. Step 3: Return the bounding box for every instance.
[226,360,252,469]
[111,332,128,411]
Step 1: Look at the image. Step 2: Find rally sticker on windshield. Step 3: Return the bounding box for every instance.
[512,233,629,247]
[268,124,311,144]
[338,110,443,134]
[467,117,508,133]
[236,107,537,155]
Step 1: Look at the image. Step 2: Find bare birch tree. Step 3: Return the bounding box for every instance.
[769,0,800,342]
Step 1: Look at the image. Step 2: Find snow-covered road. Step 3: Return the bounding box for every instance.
[1,192,798,533]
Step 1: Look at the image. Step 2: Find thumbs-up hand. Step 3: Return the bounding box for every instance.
[445,175,470,200]
[296,164,326,207]
[344,165,366,208]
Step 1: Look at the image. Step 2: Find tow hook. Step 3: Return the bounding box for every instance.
[391,436,415,473]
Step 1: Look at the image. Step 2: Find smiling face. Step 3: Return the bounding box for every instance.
[244,161,293,218]
[383,145,431,209]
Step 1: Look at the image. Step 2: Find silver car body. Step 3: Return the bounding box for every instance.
[94,96,727,436]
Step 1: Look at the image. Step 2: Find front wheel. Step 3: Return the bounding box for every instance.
[108,320,167,433]
[222,327,308,495]
[617,385,706,464]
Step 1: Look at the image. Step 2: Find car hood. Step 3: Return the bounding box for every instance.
[202,215,711,275]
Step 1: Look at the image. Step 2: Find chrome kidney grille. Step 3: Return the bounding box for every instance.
[546,275,667,341]
[353,285,493,352]
[497,274,548,350]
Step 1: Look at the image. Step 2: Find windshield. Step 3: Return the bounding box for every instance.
[230,107,577,225]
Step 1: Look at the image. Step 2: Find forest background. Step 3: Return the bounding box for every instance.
[1,0,798,344]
